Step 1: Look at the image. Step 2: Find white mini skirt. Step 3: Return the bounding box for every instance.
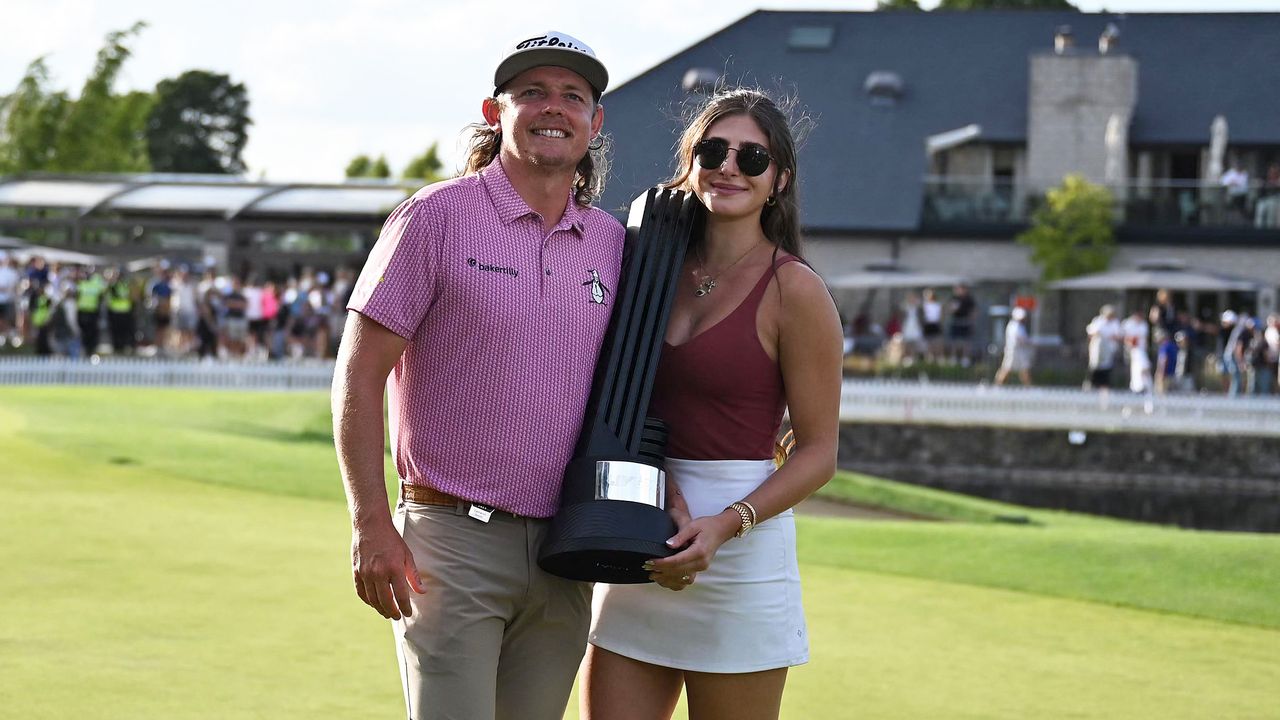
[588,458,809,673]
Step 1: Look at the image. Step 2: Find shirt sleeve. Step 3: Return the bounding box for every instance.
[347,194,443,339]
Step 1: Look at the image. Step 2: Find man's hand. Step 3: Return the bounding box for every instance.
[351,520,425,620]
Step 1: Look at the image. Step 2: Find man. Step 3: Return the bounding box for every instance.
[0,253,19,346]
[946,283,975,364]
[332,31,623,720]
[1221,310,1246,396]
[1220,161,1250,218]
[76,266,107,355]
[1085,304,1121,390]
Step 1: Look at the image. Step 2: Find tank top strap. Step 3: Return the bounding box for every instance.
[744,253,803,303]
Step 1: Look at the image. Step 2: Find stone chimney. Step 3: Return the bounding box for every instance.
[1027,24,1138,190]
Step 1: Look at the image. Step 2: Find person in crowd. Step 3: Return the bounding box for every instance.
[147,265,174,355]
[947,283,976,365]
[1153,328,1178,395]
[1122,308,1151,393]
[104,267,135,355]
[1148,288,1178,335]
[899,292,925,362]
[1245,315,1275,395]
[29,281,57,356]
[332,31,623,720]
[1085,304,1122,390]
[0,253,19,347]
[1221,310,1247,396]
[195,286,221,360]
[1220,160,1250,219]
[221,276,249,357]
[1256,163,1280,228]
[1264,313,1280,395]
[170,266,199,355]
[921,288,943,359]
[994,306,1033,386]
[583,87,842,720]
[242,275,266,360]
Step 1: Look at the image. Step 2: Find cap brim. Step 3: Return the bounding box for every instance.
[494,49,608,96]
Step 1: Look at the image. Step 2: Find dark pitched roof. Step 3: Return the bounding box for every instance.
[598,10,1280,233]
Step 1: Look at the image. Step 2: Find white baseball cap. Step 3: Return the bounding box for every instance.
[1221,310,1238,323]
[494,31,608,97]
[1011,307,1027,320]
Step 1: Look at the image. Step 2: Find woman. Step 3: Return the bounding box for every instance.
[582,89,843,720]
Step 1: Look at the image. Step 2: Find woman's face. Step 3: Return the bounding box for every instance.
[689,113,787,220]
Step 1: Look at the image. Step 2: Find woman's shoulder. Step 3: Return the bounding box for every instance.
[770,254,829,298]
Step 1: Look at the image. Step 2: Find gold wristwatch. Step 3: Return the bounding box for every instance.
[728,501,757,538]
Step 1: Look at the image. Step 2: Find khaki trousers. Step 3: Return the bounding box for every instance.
[392,499,591,720]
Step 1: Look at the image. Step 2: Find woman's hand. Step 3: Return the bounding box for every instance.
[644,509,740,591]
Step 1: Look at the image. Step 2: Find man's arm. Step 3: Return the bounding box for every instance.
[332,310,424,620]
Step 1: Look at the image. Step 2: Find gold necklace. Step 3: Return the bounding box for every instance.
[694,241,762,297]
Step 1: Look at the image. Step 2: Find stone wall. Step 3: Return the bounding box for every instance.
[839,422,1280,531]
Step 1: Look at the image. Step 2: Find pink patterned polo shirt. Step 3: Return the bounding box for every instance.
[348,158,624,517]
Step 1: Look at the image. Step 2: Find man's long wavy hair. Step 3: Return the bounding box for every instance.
[665,88,805,260]
[462,96,609,208]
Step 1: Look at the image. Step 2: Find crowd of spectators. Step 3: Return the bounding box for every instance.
[0,252,354,362]
[1084,289,1279,397]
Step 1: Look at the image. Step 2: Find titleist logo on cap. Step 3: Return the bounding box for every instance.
[516,35,586,52]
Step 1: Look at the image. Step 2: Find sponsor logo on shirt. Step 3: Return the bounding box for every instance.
[467,258,519,278]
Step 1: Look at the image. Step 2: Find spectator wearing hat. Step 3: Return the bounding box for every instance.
[995,306,1033,386]
[1221,310,1247,396]
[332,30,622,720]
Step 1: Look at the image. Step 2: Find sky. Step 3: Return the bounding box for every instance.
[4,0,1278,183]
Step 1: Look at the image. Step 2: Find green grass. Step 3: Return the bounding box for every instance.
[2,386,1278,719]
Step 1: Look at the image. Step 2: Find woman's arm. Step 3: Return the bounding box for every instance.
[645,262,843,587]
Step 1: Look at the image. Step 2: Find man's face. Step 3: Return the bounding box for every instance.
[484,65,603,173]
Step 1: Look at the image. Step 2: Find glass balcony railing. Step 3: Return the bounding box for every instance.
[921,176,1280,230]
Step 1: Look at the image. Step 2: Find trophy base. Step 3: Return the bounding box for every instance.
[538,500,676,584]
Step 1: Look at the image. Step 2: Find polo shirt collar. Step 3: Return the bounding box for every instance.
[481,158,587,237]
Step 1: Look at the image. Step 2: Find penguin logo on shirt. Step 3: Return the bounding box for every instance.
[583,270,609,305]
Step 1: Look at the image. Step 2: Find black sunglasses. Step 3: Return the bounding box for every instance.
[693,138,773,177]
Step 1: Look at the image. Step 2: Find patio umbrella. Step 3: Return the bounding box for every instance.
[1208,115,1228,181]
[825,261,968,290]
[1048,260,1262,292]
[0,236,106,266]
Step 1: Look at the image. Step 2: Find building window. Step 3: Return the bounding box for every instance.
[788,26,835,51]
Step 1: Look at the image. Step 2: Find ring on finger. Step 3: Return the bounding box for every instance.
[681,574,692,582]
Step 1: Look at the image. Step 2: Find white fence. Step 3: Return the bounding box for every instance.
[0,357,335,391]
[842,379,1280,437]
[2,359,1277,436]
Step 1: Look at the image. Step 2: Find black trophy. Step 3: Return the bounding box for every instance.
[538,187,703,583]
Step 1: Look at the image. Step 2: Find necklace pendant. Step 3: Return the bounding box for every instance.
[695,276,716,297]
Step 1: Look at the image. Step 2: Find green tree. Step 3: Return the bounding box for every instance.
[369,155,391,179]
[344,154,372,178]
[146,70,250,174]
[0,59,70,173]
[54,21,151,172]
[1016,174,1115,284]
[877,0,923,10]
[937,0,1077,8]
[0,23,153,174]
[402,142,445,182]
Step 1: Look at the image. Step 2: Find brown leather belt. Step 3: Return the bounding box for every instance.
[400,482,528,519]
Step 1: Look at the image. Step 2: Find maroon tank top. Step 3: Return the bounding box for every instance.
[649,255,800,460]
